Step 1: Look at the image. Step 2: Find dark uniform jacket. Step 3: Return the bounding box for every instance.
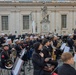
[42,46,51,59]
[32,51,45,75]
[15,44,22,56]
[67,38,74,49]
[53,40,58,47]
[0,37,5,47]
[58,63,76,75]
[42,46,58,67]
[1,50,10,67]
[32,52,44,75]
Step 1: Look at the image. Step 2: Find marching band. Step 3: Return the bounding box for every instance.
[0,33,76,75]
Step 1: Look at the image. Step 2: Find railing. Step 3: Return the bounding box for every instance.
[0,0,76,3]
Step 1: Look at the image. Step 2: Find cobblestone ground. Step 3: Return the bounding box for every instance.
[0,60,33,75]
[0,50,33,75]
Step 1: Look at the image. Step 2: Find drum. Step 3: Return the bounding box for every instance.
[5,59,13,69]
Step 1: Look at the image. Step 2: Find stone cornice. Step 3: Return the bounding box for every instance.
[0,2,76,6]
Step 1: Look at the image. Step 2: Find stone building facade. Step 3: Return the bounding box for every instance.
[0,0,76,36]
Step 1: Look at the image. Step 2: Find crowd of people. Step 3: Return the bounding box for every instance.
[0,33,76,75]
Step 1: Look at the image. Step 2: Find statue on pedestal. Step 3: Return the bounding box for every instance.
[41,5,48,20]
[40,3,50,34]
[41,3,50,23]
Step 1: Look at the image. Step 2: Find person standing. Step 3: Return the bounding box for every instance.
[32,42,54,75]
[58,52,76,75]
[1,43,10,68]
[67,34,74,50]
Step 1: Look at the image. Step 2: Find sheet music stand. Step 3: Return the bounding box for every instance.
[63,46,70,53]
[60,43,66,50]
[11,57,24,75]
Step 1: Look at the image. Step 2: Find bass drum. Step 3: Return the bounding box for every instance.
[5,59,13,69]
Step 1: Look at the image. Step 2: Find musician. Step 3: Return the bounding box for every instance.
[62,35,68,43]
[67,34,74,50]
[42,39,51,58]
[32,42,54,75]
[20,40,28,61]
[0,33,6,47]
[48,39,53,56]
[42,39,58,69]
[6,39,13,54]
[55,38,63,60]
[24,37,30,51]
[58,52,76,75]
[8,34,14,42]
[1,43,10,68]
[74,29,76,34]
[14,40,22,57]
[53,35,58,47]
[73,34,76,40]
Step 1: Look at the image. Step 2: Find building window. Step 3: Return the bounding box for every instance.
[61,15,67,28]
[23,15,29,30]
[1,16,8,30]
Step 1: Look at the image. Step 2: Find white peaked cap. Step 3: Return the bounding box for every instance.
[26,36,29,39]
[6,39,11,44]
[54,35,57,37]
[34,36,38,39]
[20,39,23,41]
[1,33,5,36]
[2,43,8,46]
[30,36,33,39]
[6,39,11,42]
[14,39,18,43]
[68,34,73,36]
[41,36,44,39]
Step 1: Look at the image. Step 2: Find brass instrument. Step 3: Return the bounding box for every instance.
[56,39,62,48]
[73,40,76,54]
[74,40,76,46]
[52,47,56,60]
[52,39,62,60]
[10,48,17,63]
[5,48,16,69]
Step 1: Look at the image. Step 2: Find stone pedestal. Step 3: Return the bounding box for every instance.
[41,19,50,34]
[42,22,49,33]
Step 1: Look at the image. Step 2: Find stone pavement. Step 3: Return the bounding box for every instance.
[0,60,33,75]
